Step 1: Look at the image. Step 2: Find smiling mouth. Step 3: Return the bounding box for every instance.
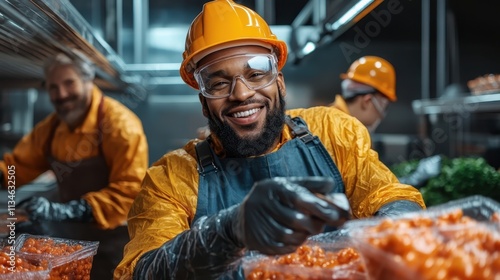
[231,107,261,118]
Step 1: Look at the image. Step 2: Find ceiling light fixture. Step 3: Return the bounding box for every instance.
[301,41,317,56]
[330,0,375,30]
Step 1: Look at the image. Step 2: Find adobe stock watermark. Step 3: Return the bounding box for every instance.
[339,0,412,63]
[6,165,18,272]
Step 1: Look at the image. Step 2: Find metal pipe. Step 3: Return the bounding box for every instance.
[291,0,314,28]
[447,11,460,84]
[116,0,123,57]
[313,0,326,25]
[256,0,275,25]
[133,0,148,63]
[91,0,101,33]
[436,0,447,98]
[421,0,430,100]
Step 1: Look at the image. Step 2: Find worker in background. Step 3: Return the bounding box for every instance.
[331,56,396,133]
[332,56,441,188]
[114,1,425,279]
[0,50,149,279]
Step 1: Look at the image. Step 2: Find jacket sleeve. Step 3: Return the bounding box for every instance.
[331,112,425,217]
[113,146,200,280]
[132,206,244,280]
[293,107,426,218]
[0,117,54,187]
[83,108,148,230]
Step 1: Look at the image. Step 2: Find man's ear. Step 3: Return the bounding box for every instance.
[84,81,94,95]
[277,72,286,97]
[359,94,372,110]
[199,93,209,118]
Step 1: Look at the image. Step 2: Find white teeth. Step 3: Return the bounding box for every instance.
[232,108,260,118]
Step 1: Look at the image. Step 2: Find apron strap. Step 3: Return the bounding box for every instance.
[45,117,60,156]
[97,95,105,156]
[195,138,218,175]
[284,115,315,143]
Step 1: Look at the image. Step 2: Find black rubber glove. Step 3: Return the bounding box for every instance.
[18,197,93,222]
[133,176,343,280]
[232,177,344,255]
[375,200,423,217]
[399,155,442,189]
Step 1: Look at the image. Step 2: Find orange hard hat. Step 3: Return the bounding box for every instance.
[180,0,288,90]
[340,56,396,101]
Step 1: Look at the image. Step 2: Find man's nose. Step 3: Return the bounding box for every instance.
[228,77,255,101]
[52,86,70,99]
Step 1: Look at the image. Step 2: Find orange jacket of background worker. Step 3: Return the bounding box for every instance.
[332,56,396,133]
[0,51,148,230]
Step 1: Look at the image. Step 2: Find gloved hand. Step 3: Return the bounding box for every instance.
[399,155,442,189]
[133,176,345,279]
[231,177,345,255]
[18,197,93,222]
[375,200,423,217]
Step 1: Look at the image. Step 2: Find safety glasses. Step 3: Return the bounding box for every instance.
[194,53,278,99]
[371,94,389,118]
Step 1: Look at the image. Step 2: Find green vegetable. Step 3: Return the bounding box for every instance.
[390,159,419,178]
[391,157,500,207]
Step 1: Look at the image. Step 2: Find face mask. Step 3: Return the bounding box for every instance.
[367,117,381,133]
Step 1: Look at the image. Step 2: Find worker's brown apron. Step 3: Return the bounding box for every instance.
[36,95,129,280]
[46,95,109,202]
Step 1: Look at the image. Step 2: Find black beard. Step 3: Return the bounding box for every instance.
[206,95,286,158]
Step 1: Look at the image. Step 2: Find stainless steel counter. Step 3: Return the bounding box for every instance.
[412,92,500,115]
[0,182,58,208]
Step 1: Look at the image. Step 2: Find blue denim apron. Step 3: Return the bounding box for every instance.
[192,115,344,223]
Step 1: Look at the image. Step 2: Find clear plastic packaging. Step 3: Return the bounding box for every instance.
[426,195,500,221]
[242,234,368,280]
[0,250,51,280]
[13,234,99,280]
[346,195,500,280]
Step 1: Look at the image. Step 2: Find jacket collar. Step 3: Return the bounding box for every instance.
[332,95,350,114]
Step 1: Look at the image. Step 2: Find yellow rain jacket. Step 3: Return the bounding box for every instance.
[114,106,424,279]
[0,86,148,229]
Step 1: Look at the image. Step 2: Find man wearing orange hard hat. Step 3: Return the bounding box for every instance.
[332,56,396,133]
[332,56,442,188]
[114,1,425,279]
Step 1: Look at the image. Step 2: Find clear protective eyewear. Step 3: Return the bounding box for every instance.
[194,53,278,99]
[371,94,389,118]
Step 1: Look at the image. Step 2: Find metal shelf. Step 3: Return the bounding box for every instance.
[412,93,500,115]
[0,0,142,94]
